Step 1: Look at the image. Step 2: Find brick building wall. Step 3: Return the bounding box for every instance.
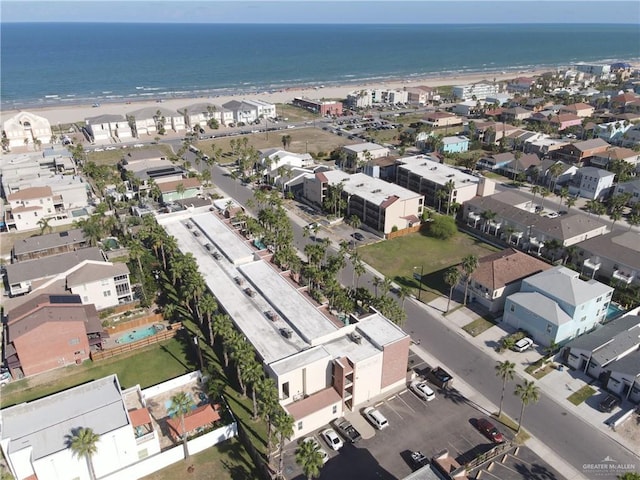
[14,320,90,376]
[380,337,411,389]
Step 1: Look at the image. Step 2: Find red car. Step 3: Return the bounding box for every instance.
[476,418,504,443]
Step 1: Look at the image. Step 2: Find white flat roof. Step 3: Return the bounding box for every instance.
[398,155,479,189]
[269,346,333,376]
[323,334,381,364]
[322,171,422,206]
[357,311,409,347]
[343,142,387,153]
[1,375,128,460]
[191,212,255,265]
[239,261,339,343]
[162,219,306,363]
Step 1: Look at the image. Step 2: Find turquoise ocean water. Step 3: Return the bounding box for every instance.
[1,23,638,109]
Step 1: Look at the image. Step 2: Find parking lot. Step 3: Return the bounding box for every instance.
[281,379,513,479]
[281,350,566,480]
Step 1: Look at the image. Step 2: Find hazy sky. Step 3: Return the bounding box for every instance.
[2,1,639,24]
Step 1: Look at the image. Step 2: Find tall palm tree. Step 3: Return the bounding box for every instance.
[461,254,479,306]
[514,380,540,433]
[444,267,462,313]
[495,360,515,418]
[274,410,295,479]
[68,427,100,480]
[37,217,53,234]
[296,439,325,480]
[257,378,280,463]
[170,391,196,459]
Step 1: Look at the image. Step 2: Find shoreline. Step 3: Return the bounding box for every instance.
[2,59,637,127]
[1,67,552,126]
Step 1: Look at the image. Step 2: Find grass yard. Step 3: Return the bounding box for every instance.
[492,413,530,444]
[567,385,596,406]
[140,437,259,480]
[1,335,196,408]
[524,361,556,380]
[462,316,498,337]
[358,230,499,302]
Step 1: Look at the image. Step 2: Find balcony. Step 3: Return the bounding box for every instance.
[528,237,544,255]
[613,269,635,285]
[582,257,601,275]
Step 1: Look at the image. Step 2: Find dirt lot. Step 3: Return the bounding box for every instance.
[195,127,358,159]
[616,410,640,448]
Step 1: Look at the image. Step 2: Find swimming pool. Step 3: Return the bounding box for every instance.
[116,324,164,345]
[606,303,625,321]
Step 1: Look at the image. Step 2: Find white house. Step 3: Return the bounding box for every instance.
[614,179,640,205]
[222,99,276,124]
[2,111,53,149]
[259,148,314,173]
[569,166,615,200]
[0,375,161,480]
[85,115,133,143]
[66,261,134,310]
[341,142,390,163]
[5,186,57,232]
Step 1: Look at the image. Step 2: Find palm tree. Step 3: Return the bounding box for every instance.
[495,360,515,418]
[296,438,325,479]
[176,183,186,202]
[37,216,53,234]
[170,391,196,459]
[461,254,479,306]
[538,187,550,212]
[444,267,462,313]
[68,427,100,480]
[514,380,540,433]
[274,410,295,479]
[257,378,280,463]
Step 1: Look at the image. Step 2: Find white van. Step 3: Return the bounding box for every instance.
[363,406,389,430]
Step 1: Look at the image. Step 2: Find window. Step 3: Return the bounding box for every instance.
[17,214,21,220]
[509,304,515,313]
[581,316,587,322]
[546,324,553,334]
[597,296,602,302]
[103,290,111,297]
[34,211,38,217]
[332,405,338,414]
[297,421,303,431]
[282,382,289,399]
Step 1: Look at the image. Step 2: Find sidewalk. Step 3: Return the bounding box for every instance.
[425,296,640,463]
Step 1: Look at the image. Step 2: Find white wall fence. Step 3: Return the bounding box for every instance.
[99,422,238,480]
[609,407,636,431]
[140,371,203,403]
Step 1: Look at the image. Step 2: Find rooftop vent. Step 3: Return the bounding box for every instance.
[350,332,362,344]
[280,328,293,339]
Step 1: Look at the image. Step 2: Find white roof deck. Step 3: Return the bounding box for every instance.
[323,334,381,364]
[1,375,128,460]
[191,212,255,265]
[239,261,339,344]
[322,171,421,206]
[269,346,333,376]
[163,220,305,363]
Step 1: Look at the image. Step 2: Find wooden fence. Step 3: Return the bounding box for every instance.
[386,223,427,240]
[91,323,182,361]
[106,313,164,334]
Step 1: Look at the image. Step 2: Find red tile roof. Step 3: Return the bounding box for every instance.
[129,408,152,427]
[167,404,220,440]
[286,387,342,421]
[158,177,202,193]
[7,186,53,202]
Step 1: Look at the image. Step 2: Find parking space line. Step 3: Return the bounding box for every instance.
[396,391,417,413]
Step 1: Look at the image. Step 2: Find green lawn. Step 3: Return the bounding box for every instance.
[358,230,500,302]
[567,385,596,406]
[140,437,259,480]
[1,335,196,408]
[462,316,498,337]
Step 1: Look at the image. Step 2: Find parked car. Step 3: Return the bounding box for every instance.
[301,437,329,463]
[335,419,362,443]
[513,337,534,352]
[426,367,453,389]
[353,232,365,241]
[599,394,621,413]
[410,450,429,470]
[476,418,504,443]
[321,428,344,451]
[363,406,389,430]
[0,371,11,387]
[410,381,436,401]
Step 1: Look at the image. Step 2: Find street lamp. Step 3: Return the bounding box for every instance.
[413,265,424,302]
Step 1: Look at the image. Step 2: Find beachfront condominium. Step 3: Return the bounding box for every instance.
[452,82,501,101]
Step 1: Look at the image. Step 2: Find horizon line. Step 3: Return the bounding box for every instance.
[2,21,638,25]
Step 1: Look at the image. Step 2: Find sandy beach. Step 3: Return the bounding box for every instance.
[1,68,551,126]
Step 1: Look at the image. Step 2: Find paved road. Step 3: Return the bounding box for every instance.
[197,161,639,479]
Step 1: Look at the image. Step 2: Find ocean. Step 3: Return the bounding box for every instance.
[1,23,638,109]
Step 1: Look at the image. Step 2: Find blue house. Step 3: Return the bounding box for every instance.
[503,266,613,347]
[441,135,470,154]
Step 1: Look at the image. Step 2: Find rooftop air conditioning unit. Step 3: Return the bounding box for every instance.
[350,332,362,344]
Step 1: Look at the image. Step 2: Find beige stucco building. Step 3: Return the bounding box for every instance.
[2,112,53,149]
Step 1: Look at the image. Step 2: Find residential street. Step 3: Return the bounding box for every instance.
[207,163,639,479]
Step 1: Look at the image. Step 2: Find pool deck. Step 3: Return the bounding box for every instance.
[100,321,171,350]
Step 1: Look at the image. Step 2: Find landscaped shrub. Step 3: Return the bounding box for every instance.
[428,214,458,239]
